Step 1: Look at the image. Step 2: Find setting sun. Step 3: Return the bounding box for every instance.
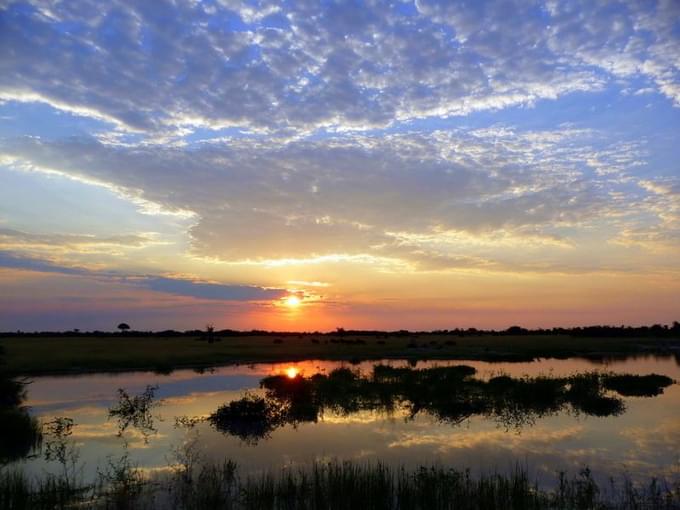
[284,295,301,308]
[285,367,299,379]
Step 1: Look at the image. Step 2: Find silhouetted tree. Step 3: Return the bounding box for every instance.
[117,323,130,333]
[205,323,215,343]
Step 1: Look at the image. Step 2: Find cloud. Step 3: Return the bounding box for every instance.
[0,250,286,301]
[141,276,285,301]
[0,126,658,271]
[0,250,87,275]
[613,177,680,249]
[0,227,155,249]
[1,0,677,138]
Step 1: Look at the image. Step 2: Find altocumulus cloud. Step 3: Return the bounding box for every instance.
[0,127,665,270]
[0,0,678,137]
[0,0,678,277]
[0,251,287,301]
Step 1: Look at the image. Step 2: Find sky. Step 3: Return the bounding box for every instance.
[1,0,679,332]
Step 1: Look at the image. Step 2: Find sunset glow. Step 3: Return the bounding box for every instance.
[284,296,301,309]
[285,367,300,379]
[0,0,679,331]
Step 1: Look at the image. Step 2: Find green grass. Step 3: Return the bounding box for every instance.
[0,334,676,375]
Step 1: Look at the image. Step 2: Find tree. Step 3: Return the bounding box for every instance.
[117,323,131,333]
[205,323,215,343]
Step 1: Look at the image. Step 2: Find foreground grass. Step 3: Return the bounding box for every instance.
[1,460,679,510]
[2,334,678,375]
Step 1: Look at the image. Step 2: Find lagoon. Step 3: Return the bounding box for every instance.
[10,355,679,491]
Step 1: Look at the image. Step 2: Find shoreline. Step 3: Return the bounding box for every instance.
[2,334,679,376]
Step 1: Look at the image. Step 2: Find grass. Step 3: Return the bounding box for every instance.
[1,333,678,375]
[1,460,679,509]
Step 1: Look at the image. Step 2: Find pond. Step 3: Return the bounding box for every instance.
[9,356,680,488]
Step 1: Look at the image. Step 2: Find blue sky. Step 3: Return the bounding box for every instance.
[1,0,679,331]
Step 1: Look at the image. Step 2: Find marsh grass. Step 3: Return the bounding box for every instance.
[1,460,679,509]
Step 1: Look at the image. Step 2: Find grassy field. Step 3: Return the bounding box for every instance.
[1,333,678,375]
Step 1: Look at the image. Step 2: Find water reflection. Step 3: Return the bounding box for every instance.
[12,356,680,487]
[207,366,673,444]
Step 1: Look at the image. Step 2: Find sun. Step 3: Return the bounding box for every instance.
[284,295,301,308]
[285,366,299,379]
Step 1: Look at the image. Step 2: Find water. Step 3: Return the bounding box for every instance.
[11,356,680,487]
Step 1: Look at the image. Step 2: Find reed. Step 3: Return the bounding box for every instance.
[1,460,678,509]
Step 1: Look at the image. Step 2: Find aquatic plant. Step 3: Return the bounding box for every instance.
[602,374,674,397]
[211,366,674,443]
[208,393,287,444]
[108,385,161,443]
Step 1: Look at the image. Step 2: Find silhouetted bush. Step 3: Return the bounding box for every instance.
[602,374,674,397]
[210,366,671,443]
[208,394,286,444]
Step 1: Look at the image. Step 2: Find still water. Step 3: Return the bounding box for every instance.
[13,357,680,486]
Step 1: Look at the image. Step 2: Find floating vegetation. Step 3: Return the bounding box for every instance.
[208,393,287,445]
[602,374,674,397]
[209,366,674,443]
